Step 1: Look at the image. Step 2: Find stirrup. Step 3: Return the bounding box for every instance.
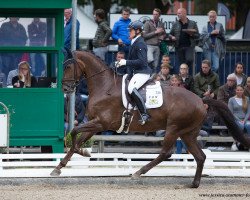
[139,114,150,125]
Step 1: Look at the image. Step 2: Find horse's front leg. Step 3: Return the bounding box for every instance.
[50,118,104,176]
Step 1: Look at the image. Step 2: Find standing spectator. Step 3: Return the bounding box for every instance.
[179,63,194,91]
[12,61,37,88]
[143,8,166,72]
[169,8,199,72]
[217,74,237,104]
[0,17,27,75]
[112,8,131,58]
[244,77,250,97]
[64,8,80,50]
[161,54,171,65]
[193,59,220,98]
[156,63,172,85]
[28,18,47,76]
[200,10,225,72]
[228,85,250,151]
[229,62,247,86]
[92,9,112,61]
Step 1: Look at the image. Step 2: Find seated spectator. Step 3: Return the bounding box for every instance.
[12,61,37,88]
[64,93,85,134]
[229,62,247,86]
[217,74,237,136]
[157,63,172,85]
[228,85,250,151]
[244,77,250,97]
[7,68,18,86]
[194,59,220,99]
[179,63,194,92]
[110,51,126,75]
[0,66,6,87]
[170,74,183,87]
[76,79,89,107]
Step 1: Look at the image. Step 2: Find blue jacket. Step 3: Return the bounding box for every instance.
[64,17,80,50]
[112,17,131,45]
[126,36,151,75]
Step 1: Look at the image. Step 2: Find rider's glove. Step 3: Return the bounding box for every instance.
[115,59,126,68]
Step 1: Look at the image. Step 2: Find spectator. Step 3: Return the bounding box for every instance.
[143,8,167,72]
[200,10,225,72]
[28,18,47,46]
[169,75,187,154]
[169,8,199,72]
[244,77,250,97]
[7,68,18,86]
[64,93,85,134]
[112,8,131,58]
[179,63,194,92]
[110,51,126,75]
[76,79,89,107]
[229,62,247,86]
[28,18,47,76]
[12,61,37,88]
[64,8,80,50]
[0,17,28,75]
[217,74,237,136]
[161,54,171,65]
[228,85,250,151]
[157,63,172,85]
[0,66,6,87]
[194,59,220,99]
[92,9,112,61]
[217,74,237,104]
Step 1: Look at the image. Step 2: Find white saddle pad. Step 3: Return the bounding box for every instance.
[122,74,163,109]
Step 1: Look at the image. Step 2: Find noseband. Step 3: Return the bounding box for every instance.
[62,58,82,93]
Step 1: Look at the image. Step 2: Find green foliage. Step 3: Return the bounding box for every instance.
[65,133,93,148]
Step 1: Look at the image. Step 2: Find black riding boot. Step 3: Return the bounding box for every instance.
[131,88,150,125]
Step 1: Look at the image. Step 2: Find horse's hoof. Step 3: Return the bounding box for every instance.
[191,181,200,188]
[131,173,141,180]
[50,168,61,176]
[82,148,91,157]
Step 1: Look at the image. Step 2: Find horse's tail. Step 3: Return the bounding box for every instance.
[203,98,250,147]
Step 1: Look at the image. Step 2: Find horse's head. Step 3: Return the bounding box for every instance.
[62,48,85,94]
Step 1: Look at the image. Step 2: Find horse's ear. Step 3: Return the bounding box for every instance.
[62,47,73,60]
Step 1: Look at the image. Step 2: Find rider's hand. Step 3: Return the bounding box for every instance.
[116,59,126,68]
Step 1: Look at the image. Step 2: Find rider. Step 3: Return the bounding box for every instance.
[116,20,152,125]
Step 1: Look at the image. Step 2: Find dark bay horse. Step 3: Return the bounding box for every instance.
[51,50,250,188]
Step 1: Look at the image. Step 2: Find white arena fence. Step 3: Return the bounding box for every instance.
[0,149,250,178]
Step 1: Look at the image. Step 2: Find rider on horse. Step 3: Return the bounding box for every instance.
[116,20,152,125]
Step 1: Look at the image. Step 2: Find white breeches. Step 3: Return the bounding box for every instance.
[128,73,150,94]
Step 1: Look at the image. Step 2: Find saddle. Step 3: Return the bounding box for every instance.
[116,74,163,133]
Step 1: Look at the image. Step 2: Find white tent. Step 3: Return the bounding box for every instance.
[77,6,97,40]
[230,27,243,39]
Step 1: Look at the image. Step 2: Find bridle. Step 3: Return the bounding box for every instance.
[62,57,109,93]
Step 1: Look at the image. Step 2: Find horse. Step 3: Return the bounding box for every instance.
[50,50,250,188]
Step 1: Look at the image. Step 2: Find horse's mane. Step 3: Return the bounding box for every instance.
[78,50,109,67]
[77,50,122,76]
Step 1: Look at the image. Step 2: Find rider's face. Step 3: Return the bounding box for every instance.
[129,29,136,40]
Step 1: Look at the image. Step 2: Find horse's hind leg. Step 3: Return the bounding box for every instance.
[181,132,206,188]
[132,132,177,179]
